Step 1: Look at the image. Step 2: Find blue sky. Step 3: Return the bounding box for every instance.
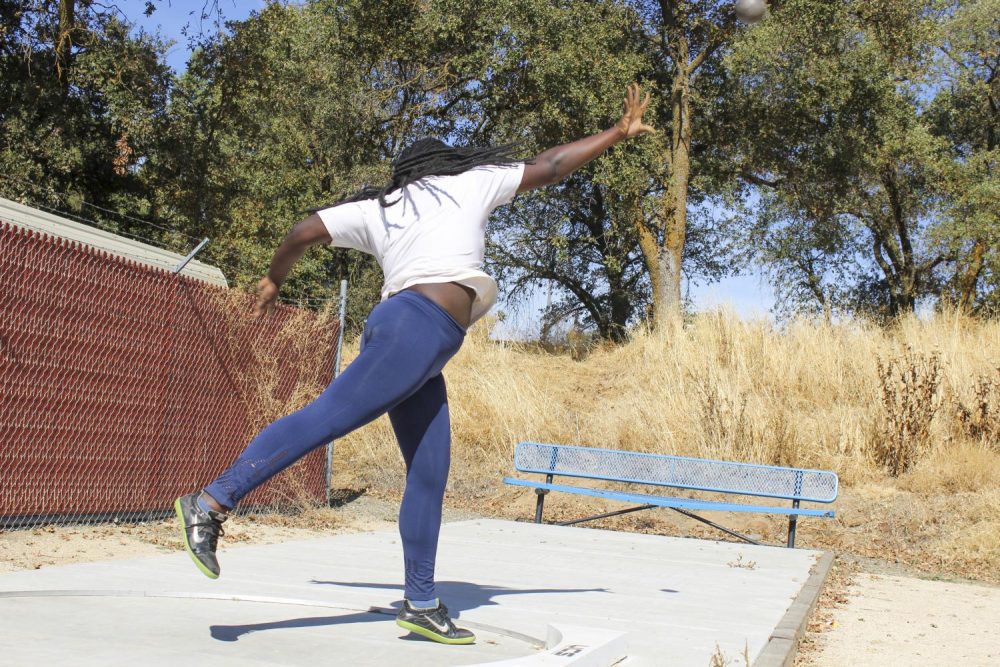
[128,0,778,332]
[130,0,264,72]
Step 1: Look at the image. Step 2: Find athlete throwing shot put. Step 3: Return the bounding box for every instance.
[175,83,655,645]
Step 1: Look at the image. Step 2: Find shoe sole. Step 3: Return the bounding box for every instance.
[396,619,475,644]
[174,497,220,580]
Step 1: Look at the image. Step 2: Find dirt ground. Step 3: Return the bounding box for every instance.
[0,493,438,573]
[0,500,393,574]
[2,492,998,666]
[801,571,1000,666]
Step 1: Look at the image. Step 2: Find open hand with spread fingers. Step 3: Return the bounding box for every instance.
[254,276,279,318]
[615,83,656,139]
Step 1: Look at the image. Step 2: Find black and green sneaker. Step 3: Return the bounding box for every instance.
[174,492,227,579]
[395,600,475,645]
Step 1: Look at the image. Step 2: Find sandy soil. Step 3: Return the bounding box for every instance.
[802,571,1000,666]
[0,496,404,573]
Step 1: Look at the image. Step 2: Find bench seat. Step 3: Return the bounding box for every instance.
[504,442,838,548]
[504,478,835,518]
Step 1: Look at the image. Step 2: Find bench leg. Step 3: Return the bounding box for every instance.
[534,474,553,523]
[556,504,657,526]
[670,507,763,546]
[787,500,800,548]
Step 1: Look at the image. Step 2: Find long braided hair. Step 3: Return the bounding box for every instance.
[312,138,525,211]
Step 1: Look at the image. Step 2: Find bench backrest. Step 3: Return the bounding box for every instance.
[514,442,838,503]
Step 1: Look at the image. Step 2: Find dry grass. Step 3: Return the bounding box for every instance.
[208,288,339,430]
[708,641,751,666]
[310,308,1000,582]
[206,288,341,509]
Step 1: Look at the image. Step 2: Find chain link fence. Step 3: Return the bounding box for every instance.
[0,220,341,529]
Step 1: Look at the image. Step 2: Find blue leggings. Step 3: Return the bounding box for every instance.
[204,290,466,600]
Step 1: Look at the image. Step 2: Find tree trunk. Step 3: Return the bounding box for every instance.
[872,167,919,317]
[607,288,631,342]
[603,243,632,342]
[956,238,986,313]
[634,197,664,320]
[656,241,683,324]
[655,56,692,329]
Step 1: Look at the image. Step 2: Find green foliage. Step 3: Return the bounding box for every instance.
[0,2,173,246]
[151,0,666,338]
[1,0,994,336]
[723,0,995,319]
[149,2,399,322]
[475,0,659,339]
[925,0,999,313]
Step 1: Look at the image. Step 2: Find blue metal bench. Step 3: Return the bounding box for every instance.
[503,442,838,548]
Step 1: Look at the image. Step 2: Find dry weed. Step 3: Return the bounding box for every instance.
[727,553,757,570]
[209,288,338,429]
[707,641,750,666]
[953,367,1000,449]
[870,348,942,476]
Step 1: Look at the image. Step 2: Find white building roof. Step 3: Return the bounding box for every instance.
[0,196,228,288]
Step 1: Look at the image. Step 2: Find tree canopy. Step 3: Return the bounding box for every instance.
[1,0,995,336]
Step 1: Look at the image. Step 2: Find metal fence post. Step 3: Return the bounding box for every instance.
[172,238,210,274]
[325,279,349,505]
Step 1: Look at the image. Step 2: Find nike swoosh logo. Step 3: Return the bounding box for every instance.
[426,615,451,634]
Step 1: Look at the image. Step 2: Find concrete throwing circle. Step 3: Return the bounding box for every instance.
[0,590,540,666]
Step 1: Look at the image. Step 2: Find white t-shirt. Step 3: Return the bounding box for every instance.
[317,163,525,326]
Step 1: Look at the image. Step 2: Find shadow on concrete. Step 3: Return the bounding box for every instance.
[210,610,383,642]
[309,579,608,614]
[208,581,605,642]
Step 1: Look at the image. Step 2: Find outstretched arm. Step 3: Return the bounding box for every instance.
[517,83,655,194]
[255,213,330,317]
